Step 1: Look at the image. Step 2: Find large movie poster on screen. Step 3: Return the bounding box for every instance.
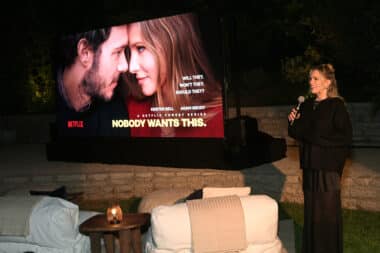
[55,12,225,138]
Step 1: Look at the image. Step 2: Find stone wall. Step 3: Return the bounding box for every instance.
[1,145,378,211]
[0,103,379,211]
[228,102,380,147]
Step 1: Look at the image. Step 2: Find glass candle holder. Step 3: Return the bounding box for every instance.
[106,204,123,224]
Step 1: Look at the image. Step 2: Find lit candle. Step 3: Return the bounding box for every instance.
[111,208,117,221]
[107,205,122,224]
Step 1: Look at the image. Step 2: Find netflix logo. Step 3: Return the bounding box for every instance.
[67,120,84,128]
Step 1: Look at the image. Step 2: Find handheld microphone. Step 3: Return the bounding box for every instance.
[290,96,305,126]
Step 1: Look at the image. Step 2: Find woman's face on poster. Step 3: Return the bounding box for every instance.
[127,22,159,96]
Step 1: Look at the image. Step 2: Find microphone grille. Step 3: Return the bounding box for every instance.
[298,96,305,103]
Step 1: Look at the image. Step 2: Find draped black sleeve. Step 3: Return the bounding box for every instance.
[288,97,352,171]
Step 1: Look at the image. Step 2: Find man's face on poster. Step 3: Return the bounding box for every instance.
[82,25,129,101]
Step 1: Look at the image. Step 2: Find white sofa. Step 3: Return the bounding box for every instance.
[0,196,99,253]
[140,189,285,253]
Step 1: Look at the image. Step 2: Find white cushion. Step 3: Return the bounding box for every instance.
[202,187,251,198]
[27,196,80,249]
[138,189,193,213]
[150,195,278,250]
[0,196,80,248]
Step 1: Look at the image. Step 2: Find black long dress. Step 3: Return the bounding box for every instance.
[288,97,352,253]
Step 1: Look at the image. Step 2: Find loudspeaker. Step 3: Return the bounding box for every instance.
[224,116,287,168]
[225,116,258,148]
[224,116,258,168]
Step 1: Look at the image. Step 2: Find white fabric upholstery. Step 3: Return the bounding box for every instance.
[149,195,281,251]
[0,196,98,252]
[28,196,79,248]
[0,234,91,253]
[202,187,251,198]
[144,237,284,253]
[138,187,252,215]
[151,202,192,250]
[138,188,193,213]
[0,196,42,236]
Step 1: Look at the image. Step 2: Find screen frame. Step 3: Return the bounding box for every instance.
[47,9,236,168]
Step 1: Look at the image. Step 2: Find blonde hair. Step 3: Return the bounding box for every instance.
[126,13,222,111]
[310,63,343,99]
[123,13,223,137]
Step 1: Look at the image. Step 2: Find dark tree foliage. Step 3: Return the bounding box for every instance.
[227,0,380,106]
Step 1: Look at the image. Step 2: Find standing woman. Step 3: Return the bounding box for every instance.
[288,63,352,253]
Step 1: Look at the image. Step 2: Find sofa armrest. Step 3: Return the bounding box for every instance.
[150,195,279,250]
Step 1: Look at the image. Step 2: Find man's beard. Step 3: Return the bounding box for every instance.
[81,55,114,102]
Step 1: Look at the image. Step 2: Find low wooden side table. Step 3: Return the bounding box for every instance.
[79,213,150,253]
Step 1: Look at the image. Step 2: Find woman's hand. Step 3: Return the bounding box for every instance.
[288,108,300,122]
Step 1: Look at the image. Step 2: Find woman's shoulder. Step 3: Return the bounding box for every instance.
[326,97,346,107]
[329,96,345,102]
[318,97,348,114]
